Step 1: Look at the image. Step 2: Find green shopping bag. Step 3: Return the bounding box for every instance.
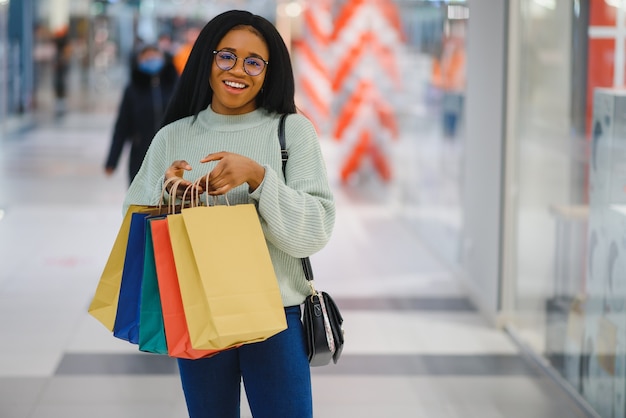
[138,216,168,354]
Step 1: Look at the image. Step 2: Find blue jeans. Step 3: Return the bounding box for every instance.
[177,306,312,418]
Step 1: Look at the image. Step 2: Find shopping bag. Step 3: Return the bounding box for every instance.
[138,217,168,354]
[88,204,162,331]
[113,211,154,344]
[169,203,287,350]
[110,179,185,343]
[150,216,223,359]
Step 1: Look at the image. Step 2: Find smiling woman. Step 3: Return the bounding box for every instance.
[121,9,335,418]
[208,27,269,115]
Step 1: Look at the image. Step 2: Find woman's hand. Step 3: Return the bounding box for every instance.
[200,152,265,195]
[164,160,203,198]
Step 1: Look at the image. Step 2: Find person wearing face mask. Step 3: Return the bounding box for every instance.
[105,45,179,184]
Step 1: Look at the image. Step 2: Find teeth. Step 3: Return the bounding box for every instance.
[224,80,246,89]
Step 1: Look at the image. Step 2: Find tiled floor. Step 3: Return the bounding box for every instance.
[0,110,593,417]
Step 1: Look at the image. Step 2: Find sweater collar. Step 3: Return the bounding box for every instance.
[197,105,271,131]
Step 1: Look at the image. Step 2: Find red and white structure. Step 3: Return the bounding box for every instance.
[292,0,334,136]
[331,0,405,183]
[292,0,405,183]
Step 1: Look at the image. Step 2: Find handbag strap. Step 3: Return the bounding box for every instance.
[278,113,289,174]
[278,114,315,282]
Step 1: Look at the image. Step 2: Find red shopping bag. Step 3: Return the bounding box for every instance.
[150,217,223,359]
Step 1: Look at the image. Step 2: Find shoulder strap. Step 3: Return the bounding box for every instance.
[278,113,288,174]
[277,114,314,282]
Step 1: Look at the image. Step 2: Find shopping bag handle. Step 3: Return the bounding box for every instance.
[158,177,187,214]
[167,179,187,214]
[188,175,231,207]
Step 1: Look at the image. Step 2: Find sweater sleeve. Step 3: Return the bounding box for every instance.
[249,114,335,258]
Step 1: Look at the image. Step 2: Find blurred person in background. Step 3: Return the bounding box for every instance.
[52,25,72,117]
[157,32,175,57]
[431,28,466,140]
[172,26,201,74]
[104,45,178,185]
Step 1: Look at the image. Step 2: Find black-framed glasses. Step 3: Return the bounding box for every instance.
[212,50,268,76]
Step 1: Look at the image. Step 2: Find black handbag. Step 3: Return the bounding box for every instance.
[300,259,344,366]
[278,114,344,366]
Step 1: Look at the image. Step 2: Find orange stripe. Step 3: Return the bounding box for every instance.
[340,129,392,182]
[294,41,330,82]
[332,34,369,91]
[370,142,392,180]
[333,80,369,140]
[367,84,398,139]
[333,0,406,43]
[380,0,407,42]
[376,103,398,139]
[369,83,400,139]
[370,36,400,87]
[332,0,366,41]
[301,77,330,117]
[340,130,370,182]
[304,9,330,46]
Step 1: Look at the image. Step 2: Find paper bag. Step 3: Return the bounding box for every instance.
[150,216,222,359]
[113,211,154,343]
[88,205,161,331]
[169,204,287,350]
[138,218,168,354]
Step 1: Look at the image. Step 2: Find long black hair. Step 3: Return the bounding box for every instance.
[161,10,296,127]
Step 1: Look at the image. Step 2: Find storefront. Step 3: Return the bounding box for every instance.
[504,1,626,416]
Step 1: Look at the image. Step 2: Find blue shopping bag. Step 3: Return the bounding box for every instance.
[113,212,152,344]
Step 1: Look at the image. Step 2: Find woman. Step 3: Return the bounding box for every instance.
[105,45,178,184]
[122,10,335,418]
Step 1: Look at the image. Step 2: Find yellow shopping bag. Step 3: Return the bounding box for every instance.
[88,204,164,331]
[168,203,287,350]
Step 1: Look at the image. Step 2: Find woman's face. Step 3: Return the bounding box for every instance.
[209,27,269,115]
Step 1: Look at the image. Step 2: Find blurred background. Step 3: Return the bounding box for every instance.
[1,0,626,417]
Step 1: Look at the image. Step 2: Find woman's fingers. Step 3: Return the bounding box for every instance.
[200,152,226,163]
[166,160,192,177]
[162,154,260,197]
[164,160,195,196]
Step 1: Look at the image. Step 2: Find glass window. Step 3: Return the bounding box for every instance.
[507,1,626,416]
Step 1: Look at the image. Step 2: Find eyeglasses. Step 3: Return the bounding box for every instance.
[212,50,268,76]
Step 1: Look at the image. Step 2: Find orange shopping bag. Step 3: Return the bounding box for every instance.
[150,216,224,359]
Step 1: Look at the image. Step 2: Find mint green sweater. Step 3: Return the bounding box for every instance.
[123,106,335,307]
